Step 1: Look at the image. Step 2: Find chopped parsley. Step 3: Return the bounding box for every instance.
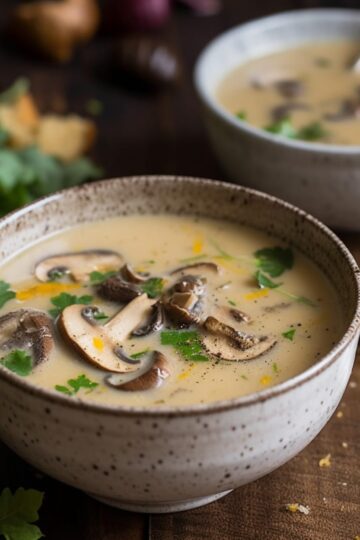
[1,349,32,376]
[298,121,328,141]
[236,110,247,121]
[161,330,208,362]
[272,362,280,374]
[0,280,16,309]
[55,374,98,396]
[255,246,294,277]
[140,277,164,298]
[0,487,44,540]
[255,270,282,289]
[264,117,327,142]
[228,299,237,306]
[282,328,296,341]
[49,292,93,318]
[92,310,109,321]
[89,270,117,285]
[130,348,150,360]
[265,118,298,138]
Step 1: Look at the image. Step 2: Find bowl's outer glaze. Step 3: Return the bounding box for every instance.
[195,9,360,230]
[0,176,359,513]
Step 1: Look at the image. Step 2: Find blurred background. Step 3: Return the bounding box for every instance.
[0,0,358,219]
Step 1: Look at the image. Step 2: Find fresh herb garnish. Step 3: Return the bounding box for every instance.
[161,330,208,362]
[255,270,282,289]
[0,77,30,104]
[272,362,279,374]
[298,121,328,141]
[93,310,109,321]
[282,328,296,341]
[49,292,93,318]
[130,348,150,360]
[265,118,298,138]
[1,350,32,376]
[0,487,44,540]
[255,247,294,277]
[55,374,98,396]
[180,254,209,264]
[89,270,117,285]
[228,299,237,306]
[140,278,164,298]
[0,280,16,308]
[236,111,247,121]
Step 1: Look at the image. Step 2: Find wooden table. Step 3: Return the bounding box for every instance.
[0,1,359,538]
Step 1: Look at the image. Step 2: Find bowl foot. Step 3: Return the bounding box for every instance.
[87,489,233,513]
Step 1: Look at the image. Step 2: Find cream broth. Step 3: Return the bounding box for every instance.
[0,215,344,407]
[217,41,360,145]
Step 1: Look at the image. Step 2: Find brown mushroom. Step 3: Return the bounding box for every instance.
[201,316,276,361]
[58,294,155,372]
[272,103,310,122]
[170,262,219,275]
[35,249,123,282]
[274,79,304,99]
[106,351,170,391]
[132,302,164,336]
[98,274,141,303]
[164,291,201,327]
[0,309,53,365]
[214,305,251,324]
[121,263,149,283]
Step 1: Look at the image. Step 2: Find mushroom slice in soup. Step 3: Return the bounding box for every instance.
[35,250,123,282]
[201,316,276,361]
[98,274,142,303]
[0,309,54,365]
[170,262,219,275]
[164,291,201,327]
[106,351,170,391]
[274,79,304,99]
[120,263,150,283]
[132,301,164,336]
[215,305,252,324]
[58,294,155,373]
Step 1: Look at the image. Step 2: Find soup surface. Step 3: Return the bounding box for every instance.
[0,215,344,407]
[217,40,360,145]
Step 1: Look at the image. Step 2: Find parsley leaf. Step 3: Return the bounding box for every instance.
[298,121,328,141]
[1,350,32,376]
[265,117,327,142]
[93,310,108,321]
[140,278,164,299]
[130,349,150,360]
[255,270,282,289]
[49,292,93,318]
[55,374,98,396]
[0,280,16,309]
[236,111,247,121]
[282,328,296,341]
[255,247,294,277]
[272,362,280,374]
[0,487,44,540]
[89,270,117,285]
[161,330,209,362]
[265,118,298,138]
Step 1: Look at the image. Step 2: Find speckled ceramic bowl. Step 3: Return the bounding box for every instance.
[194,9,360,230]
[0,176,359,513]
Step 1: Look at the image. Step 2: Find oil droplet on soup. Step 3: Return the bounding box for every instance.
[0,215,345,407]
[217,40,360,146]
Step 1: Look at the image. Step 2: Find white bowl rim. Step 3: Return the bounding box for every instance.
[194,7,360,155]
[0,175,359,417]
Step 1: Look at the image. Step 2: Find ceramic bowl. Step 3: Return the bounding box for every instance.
[194,9,360,231]
[0,176,359,514]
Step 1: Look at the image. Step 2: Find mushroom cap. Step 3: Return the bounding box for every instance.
[35,249,123,282]
[58,294,155,373]
[106,351,170,391]
[170,262,219,276]
[0,308,54,365]
[98,274,141,303]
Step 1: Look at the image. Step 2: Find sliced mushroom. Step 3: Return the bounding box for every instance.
[201,316,276,361]
[172,274,206,296]
[106,351,170,391]
[170,262,219,275]
[58,294,155,372]
[98,274,141,303]
[35,250,123,282]
[215,305,251,324]
[274,79,304,99]
[132,302,164,337]
[324,99,360,121]
[164,291,201,327]
[0,309,53,365]
[81,306,106,325]
[272,102,310,122]
[121,263,149,283]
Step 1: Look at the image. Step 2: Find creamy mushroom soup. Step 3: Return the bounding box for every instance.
[0,215,344,407]
[217,41,360,145]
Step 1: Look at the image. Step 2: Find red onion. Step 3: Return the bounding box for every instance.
[104,0,171,32]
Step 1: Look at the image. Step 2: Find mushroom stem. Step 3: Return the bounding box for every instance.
[106,351,170,391]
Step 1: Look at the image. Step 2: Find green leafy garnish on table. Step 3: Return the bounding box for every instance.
[0,350,32,376]
[255,246,294,277]
[0,487,44,540]
[49,292,93,318]
[140,278,164,298]
[161,330,208,362]
[55,374,98,396]
[255,270,282,289]
[282,328,296,341]
[89,270,117,285]
[0,280,16,309]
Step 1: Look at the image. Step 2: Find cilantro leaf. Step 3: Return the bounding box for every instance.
[140,278,164,299]
[298,121,328,141]
[0,280,16,309]
[49,292,93,318]
[0,487,44,540]
[89,270,117,285]
[255,247,294,277]
[161,330,208,362]
[55,374,98,396]
[19,147,64,197]
[282,328,296,341]
[255,270,282,289]
[62,158,104,188]
[265,118,298,138]
[1,350,32,376]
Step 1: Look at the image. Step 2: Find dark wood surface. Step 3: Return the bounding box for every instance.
[0,1,360,538]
